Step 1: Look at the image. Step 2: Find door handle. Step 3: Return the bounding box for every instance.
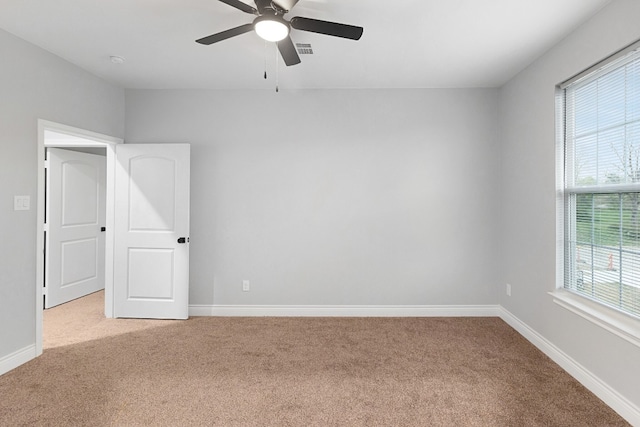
[177,237,189,244]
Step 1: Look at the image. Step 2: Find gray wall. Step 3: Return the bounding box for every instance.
[0,29,124,359]
[499,0,640,409]
[125,89,501,306]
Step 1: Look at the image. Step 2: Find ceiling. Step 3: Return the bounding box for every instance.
[0,0,611,90]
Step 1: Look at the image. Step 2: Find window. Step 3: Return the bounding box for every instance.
[559,42,640,320]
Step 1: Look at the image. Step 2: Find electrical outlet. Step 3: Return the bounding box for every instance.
[242,280,250,292]
[506,283,512,297]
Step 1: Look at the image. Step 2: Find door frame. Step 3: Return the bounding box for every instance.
[35,119,123,355]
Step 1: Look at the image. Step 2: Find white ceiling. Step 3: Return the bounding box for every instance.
[0,0,611,90]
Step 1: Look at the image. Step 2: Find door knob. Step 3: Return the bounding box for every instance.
[177,237,189,244]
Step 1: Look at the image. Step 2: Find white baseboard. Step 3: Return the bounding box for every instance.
[0,344,36,376]
[499,307,640,426]
[189,304,501,317]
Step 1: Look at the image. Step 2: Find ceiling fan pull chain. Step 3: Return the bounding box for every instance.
[264,41,268,79]
[275,43,279,93]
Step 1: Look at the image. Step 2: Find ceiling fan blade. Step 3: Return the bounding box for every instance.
[290,17,363,40]
[218,0,258,14]
[277,36,301,66]
[196,23,255,45]
[272,0,299,12]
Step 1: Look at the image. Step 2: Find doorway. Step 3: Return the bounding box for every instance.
[35,120,123,356]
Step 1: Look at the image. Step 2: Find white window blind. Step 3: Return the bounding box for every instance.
[562,45,640,318]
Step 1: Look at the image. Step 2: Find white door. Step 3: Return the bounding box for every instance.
[113,143,190,319]
[45,148,106,308]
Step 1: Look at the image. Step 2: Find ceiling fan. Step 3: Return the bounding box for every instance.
[196,0,364,66]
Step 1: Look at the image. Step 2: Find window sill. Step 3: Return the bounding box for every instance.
[550,290,640,349]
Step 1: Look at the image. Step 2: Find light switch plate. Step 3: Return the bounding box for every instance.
[14,196,30,211]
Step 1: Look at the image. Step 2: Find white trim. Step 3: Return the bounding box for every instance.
[555,86,567,295]
[499,307,640,426]
[0,345,36,376]
[550,290,640,348]
[36,120,123,355]
[103,142,118,319]
[189,304,501,317]
[566,183,640,194]
[40,120,122,146]
[560,38,640,89]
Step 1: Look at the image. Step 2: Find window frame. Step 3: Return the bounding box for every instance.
[553,39,640,348]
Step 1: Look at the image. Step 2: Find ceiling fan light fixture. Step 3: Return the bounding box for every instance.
[254,15,289,42]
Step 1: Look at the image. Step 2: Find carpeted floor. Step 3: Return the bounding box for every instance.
[0,291,630,426]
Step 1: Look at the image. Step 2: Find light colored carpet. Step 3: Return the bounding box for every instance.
[0,291,630,426]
